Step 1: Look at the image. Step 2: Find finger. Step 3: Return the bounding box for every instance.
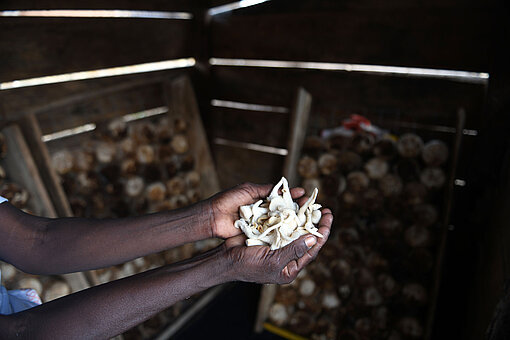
[290,187,305,199]
[295,211,333,269]
[278,235,317,266]
[244,183,273,200]
[297,196,309,207]
[224,234,247,248]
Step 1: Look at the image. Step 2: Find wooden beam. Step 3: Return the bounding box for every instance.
[0,18,192,82]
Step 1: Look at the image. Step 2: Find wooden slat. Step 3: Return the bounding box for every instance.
[165,76,221,198]
[210,0,495,72]
[210,67,486,128]
[18,114,74,217]
[209,106,289,149]
[212,144,284,189]
[37,82,165,135]
[0,69,191,121]
[283,88,311,187]
[0,0,197,11]
[0,124,57,217]
[0,18,192,82]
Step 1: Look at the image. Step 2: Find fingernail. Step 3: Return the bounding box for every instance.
[305,237,317,248]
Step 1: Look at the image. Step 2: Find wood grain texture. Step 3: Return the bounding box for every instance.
[0,0,198,11]
[210,0,496,71]
[18,114,74,217]
[165,76,221,198]
[0,124,57,218]
[0,17,192,82]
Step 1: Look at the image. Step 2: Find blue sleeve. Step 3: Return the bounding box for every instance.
[0,196,7,204]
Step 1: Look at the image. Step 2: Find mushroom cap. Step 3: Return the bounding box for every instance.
[397,133,424,158]
[298,156,319,179]
[95,142,117,164]
[43,281,71,302]
[365,158,389,179]
[146,182,167,202]
[378,174,403,197]
[318,153,338,175]
[404,225,431,247]
[52,150,74,174]
[420,167,446,189]
[171,134,189,154]
[125,176,145,197]
[136,144,155,164]
[422,140,449,166]
[347,171,370,192]
[268,303,288,326]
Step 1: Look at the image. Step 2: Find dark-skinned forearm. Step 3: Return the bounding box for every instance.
[0,202,214,275]
[0,248,231,339]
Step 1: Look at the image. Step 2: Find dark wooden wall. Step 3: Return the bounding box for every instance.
[1,1,509,339]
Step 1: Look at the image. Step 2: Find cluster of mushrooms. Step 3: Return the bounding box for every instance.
[235,177,323,250]
[0,131,72,303]
[49,115,219,338]
[269,131,449,340]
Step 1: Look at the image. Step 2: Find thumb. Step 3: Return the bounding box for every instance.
[279,235,317,264]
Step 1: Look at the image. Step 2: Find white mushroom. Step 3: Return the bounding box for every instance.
[422,140,449,166]
[171,134,189,154]
[95,142,116,164]
[364,158,389,179]
[43,281,71,302]
[397,133,424,158]
[17,277,43,296]
[234,177,322,250]
[299,279,316,296]
[125,176,145,197]
[420,167,446,189]
[146,182,166,202]
[136,145,155,164]
[52,150,74,174]
[268,303,288,327]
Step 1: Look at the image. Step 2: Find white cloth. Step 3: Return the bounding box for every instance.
[0,196,42,314]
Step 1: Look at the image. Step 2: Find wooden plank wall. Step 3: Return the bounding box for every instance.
[203,1,508,340]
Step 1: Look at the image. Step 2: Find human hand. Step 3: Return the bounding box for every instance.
[222,208,333,284]
[209,182,306,239]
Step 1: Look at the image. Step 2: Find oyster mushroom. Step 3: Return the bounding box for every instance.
[0,262,17,281]
[44,281,71,302]
[363,286,383,306]
[299,278,316,297]
[166,176,186,196]
[174,118,188,133]
[136,145,155,164]
[234,177,323,250]
[378,273,400,297]
[107,118,127,139]
[184,171,200,188]
[17,277,43,296]
[125,176,145,197]
[119,138,136,155]
[146,182,166,202]
[318,153,338,175]
[321,291,341,309]
[52,150,74,175]
[398,317,423,338]
[268,303,288,327]
[422,140,449,166]
[351,133,375,154]
[169,195,189,209]
[289,310,315,335]
[373,138,397,159]
[420,167,446,189]
[337,151,362,173]
[171,134,189,154]
[347,171,369,192]
[95,142,117,164]
[397,133,424,158]
[378,174,403,197]
[121,158,137,176]
[364,158,389,179]
[404,225,431,247]
[402,283,428,305]
[298,156,319,179]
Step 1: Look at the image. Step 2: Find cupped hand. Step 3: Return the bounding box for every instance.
[223,208,333,284]
[209,182,306,239]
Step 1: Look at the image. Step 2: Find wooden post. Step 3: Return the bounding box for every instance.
[283,87,312,187]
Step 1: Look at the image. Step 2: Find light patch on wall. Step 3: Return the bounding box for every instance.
[0,58,196,90]
[214,137,288,156]
[211,99,289,113]
[209,58,489,84]
[0,10,192,19]
[42,123,97,142]
[208,0,270,16]
[42,106,169,142]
